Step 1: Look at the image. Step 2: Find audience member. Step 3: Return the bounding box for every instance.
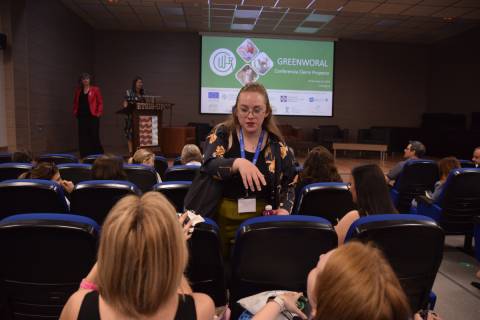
[252,242,421,320]
[196,82,296,256]
[335,164,397,245]
[128,148,161,181]
[295,146,342,197]
[12,150,34,163]
[180,144,203,166]
[472,146,480,168]
[91,154,127,180]
[431,157,460,201]
[18,162,74,194]
[60,192,215,320]
[387,140,426,182]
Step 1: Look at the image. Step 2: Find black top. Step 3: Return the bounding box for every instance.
[78,91,91,117]
[223,133,269,200]
[77,291,197,320]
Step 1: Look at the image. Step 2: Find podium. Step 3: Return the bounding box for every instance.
[117,96,174,153]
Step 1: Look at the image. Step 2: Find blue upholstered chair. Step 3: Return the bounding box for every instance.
[153,181,191,212]
[472,216,480,290]
[58,163,92,184]
[81,154,104,164]
[124,164,160,193]
[293,182,355,224]
[164,164,200,182]
[173,156,183,166]
[345,214,444,312]
[37,153,78,164]
[415,168,480,250]
[459,159,475,168]
[0,213,99,319]
[0,163,32,181]
[390,160,439,212]
[0,152,12,163]
[70,180,141,225]
[186,218,227,307]
[230,215,337,318]
[0,179,69,219]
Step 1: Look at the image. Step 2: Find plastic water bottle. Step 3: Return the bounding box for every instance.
[263,205,274,216]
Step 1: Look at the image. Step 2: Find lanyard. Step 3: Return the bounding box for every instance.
[239,128,265,165]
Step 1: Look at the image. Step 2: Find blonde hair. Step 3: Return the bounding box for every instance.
[97,192,188,317]
[129,148,154,165]
[313,242,411,320]
[217,82,284,142]
[181,144,202,164]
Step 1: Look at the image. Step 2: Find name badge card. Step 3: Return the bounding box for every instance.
[238,198,256,214]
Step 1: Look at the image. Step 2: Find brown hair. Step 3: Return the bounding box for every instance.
[129,148,154,165]
[438,156,460,180]
[92,154,127,180]
[97,192,188,317]
[313,242,411,320]
[216,82,284,142]
[18,162,58,180]
[300,146,342,183]
[180,144,202,164]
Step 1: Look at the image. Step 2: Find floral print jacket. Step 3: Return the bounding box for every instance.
[202,125,297,213]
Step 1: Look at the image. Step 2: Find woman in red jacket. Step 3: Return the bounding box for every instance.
[73,73,104,158]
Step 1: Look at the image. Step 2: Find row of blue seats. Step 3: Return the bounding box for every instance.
[0,213,450,319]
[0,162,200,192]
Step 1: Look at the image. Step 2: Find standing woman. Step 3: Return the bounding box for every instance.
[123,76,145,155]
[73,73,104,158]
[200,82,296,256]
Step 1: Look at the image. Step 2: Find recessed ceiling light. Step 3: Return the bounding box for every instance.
[234,9,261,19]
[231,23,255,30]
[305,13,335,23]
[294,26,319,33]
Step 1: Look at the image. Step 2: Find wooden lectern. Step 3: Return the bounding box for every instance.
[117,96,174,153]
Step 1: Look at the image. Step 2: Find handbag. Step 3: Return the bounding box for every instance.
[184,170,223,218]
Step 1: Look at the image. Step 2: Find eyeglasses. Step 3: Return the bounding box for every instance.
[238,107,266,117]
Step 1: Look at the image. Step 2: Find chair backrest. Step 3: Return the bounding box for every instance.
[0,163,32,182]
[186,218,227,307]
[0,152,12,163]
[70,180,141,225]
[474,216,480,262]
[37,153,78,165]
[0,213,98,319]
[124,164,159,193]
[153,181,191,212]
[154,156,169,180]
[0,179,69,219]
[459,160,475,168]
[345,214,444,312]
[57,163,92,184]
[231,216,337,304]
[173,156,182,166]
[294,182,355,224]
[81,154,103,164]
[435,168,480,234]
[393,160,439,212]
[164,164,200,182]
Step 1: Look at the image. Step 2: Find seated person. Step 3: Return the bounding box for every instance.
[60,192,215,320]
[92,154,127,180]
[180,144,202,166]
[335,164,397,245]
[295,146,342,197]
[252,242,439,320]
[18,162,74,194]
[472,146,480,168]
[387,140,426,183]
[128,148,161,181]
[12,150,34,163]
[431,157,460,201]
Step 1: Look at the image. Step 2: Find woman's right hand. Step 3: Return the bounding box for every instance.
[278,292,307,319]
[232,158,266,192]
[123,100,128,108]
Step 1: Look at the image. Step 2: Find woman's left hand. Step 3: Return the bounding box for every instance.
[273,208,289,215]
[178,212,194,240]
[61,180,75,193]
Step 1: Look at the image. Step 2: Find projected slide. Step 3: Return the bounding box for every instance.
[201,36,334,116]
